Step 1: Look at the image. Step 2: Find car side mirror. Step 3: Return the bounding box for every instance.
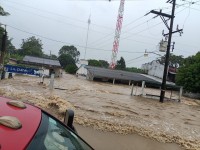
[64,109,76,132]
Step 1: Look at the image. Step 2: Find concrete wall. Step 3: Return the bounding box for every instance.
[148,61,164,79]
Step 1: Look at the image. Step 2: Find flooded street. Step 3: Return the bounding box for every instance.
[0,73,200,150]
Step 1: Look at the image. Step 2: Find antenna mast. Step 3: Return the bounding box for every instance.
[84,15,91,59]
[109,0,125,69]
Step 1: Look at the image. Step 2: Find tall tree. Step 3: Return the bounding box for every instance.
[99,60,109,68]
[157,53,184,68]
[0,7,14,53]
[0,26,5,51]
[116,57,126,70]
[88,59,109,68]
[58,54,75,68]
[58,54,77,74]
[58,45,80,62]
[176,52,200,93]
[0,6,9,16]
[20,36,43,57]
[0,26,16,64]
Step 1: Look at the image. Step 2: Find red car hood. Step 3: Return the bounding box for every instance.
[0,97,41,150]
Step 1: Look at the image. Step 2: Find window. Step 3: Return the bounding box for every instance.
[27,113,92,150]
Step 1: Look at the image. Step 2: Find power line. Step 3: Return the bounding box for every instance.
[2,3,111,35]
[6,24,147,54]
[88,17,158,47]
[88,5,190,48]
[88,15,146,47]
[177,0,200,11]
[126,55,144,63]
[3,0,199,53]
[6,0,193,50]
[182,2,191,29]
[121,22,163,40]
[126,55,158,65]
[2,0,115,31]
[3,0,158,48]
[120,3,196,41]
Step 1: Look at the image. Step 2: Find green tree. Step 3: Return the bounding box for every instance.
[157,53,184,68]
[0,26,4,48]
[65,64,77,74]
[116,57,126,70]
[88,59,109,68]
[20,36,43,57]
[0,27,15,54]
[0,26,16,64]
[126,67,145,73]
[99,60,109,68]
[58,54,75,68]
[88,59,101,67]
[51,54,58,59]
[0,6,9,16]
[58,45,80,62]
[176,52,200,93]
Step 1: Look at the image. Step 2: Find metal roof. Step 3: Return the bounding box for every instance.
[85,66,160,83]
[85,66,180,89]
[23,56,61,67]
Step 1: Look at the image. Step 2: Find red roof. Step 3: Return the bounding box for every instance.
[0,97,41,149]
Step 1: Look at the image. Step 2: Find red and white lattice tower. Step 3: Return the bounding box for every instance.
[109,0,125,69]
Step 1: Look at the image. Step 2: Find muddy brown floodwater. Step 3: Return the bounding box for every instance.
[0,73,200,150]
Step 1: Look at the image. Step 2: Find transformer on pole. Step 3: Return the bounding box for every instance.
[109,0,125,69]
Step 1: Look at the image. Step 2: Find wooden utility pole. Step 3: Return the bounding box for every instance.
[0,30,7,63]
[0,28,7,79]
[148,0,183,102]
[160,0,176,103]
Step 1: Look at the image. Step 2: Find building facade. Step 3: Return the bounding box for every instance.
[141,60,176,82]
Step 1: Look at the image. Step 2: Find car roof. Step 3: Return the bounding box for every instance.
[0,96,41,149]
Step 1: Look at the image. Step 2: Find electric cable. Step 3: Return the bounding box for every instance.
[6,24,148,54]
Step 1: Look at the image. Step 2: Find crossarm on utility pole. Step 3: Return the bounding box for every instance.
[150,10,173,18]
[163,29,183,36]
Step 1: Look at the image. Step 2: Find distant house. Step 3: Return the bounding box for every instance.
[76,59,88,77]
[23,56,62,77]
[8,58,18,65]
[141,60,176,82]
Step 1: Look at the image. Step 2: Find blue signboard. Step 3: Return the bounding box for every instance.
[5,65,40,76]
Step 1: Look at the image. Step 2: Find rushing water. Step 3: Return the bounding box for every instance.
[0,73,200,150]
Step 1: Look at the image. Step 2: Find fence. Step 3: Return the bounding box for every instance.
[131,81,182,102]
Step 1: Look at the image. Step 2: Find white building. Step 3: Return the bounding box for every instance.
[76,59,88,76]
[141,60,177,83]
[141,60,164,79]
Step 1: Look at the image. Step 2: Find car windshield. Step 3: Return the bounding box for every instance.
[27,113,93,150]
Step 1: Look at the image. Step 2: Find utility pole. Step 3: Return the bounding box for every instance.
[0,26,7,79]
[0,28,7,64]
[147,0,183,102]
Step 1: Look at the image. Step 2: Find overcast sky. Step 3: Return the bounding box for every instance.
[0,0,200,68]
